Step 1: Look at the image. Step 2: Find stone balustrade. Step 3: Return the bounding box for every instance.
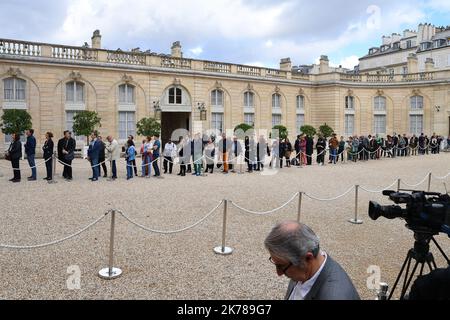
[0,39,41,56]
[0,38,446,84]
[53,46,98,61]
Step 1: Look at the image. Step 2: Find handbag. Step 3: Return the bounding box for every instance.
[64,139,75,161]
[5,151,11,161]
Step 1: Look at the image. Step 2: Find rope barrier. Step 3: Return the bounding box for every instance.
[434,172,450,181]
[401,173,430,188]
[359,180,398,193]
[231,192,299,216]
[0,155,54,171]
[116,200,224,235]
[303,186,355,202]
[0,211,110,250]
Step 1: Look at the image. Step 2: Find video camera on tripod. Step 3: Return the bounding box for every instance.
[369,190,450,236]
[368,189,450,300]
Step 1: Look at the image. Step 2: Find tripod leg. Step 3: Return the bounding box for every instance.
[431,237,450,265]
[389,253,412,300]
[419,263,425,276]
[401,261,420,300]
[401,255,413,297]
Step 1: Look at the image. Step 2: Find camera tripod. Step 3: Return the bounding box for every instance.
[388,226,450,300]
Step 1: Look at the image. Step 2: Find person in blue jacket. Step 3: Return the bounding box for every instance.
[87,131,102,182]
[25,129,37,181]
[126,140,136,180]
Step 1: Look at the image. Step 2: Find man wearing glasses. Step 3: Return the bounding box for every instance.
[265,221,360,300]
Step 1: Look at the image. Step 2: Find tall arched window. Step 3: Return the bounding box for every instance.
[3,77,26,101]
[272,93,281,109]
[66,81,85,103]
[344,96,355,136]
[296,95,305,134]
[169,87,182,105]
[119,83,135,104]
[211,89,223,107]
[296,95,305,111]
[373,96,386,134]
[244,91,255,126]
[410,95,424,135]
[244,91,254,108]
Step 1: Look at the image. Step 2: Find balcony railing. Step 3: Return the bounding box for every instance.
[402,72,434,82]
[237,65,261,76]
[0,39,41,56]
[203,61,231,73]
[367,74,395,83]
[107,51,145,65]
[53,46,98,61]
[266,68,286,78]
[161,57,192,69]
[340,74,362,82]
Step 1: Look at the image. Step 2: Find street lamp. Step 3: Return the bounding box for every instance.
[153,100,162,121]
[198,102,207,121]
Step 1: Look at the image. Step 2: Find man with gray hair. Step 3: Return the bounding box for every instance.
[265,221,360,300]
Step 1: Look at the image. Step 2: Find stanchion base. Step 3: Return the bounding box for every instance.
[47,180,58,184]
[214,247,234,255]
[348,219,363,225]
[98,267,123,280]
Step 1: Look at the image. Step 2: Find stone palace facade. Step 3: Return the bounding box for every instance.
[1,30,450,155]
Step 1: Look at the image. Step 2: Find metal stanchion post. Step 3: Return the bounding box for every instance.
[397,179,401,192]
[297,192,303,223]
[107,160,113,182]
[48,152,57,184]
[349,185,363,224]
[99,210,122,279]
[427,172,432,192]
[214,200,233,255]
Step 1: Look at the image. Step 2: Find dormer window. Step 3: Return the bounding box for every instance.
[393,42,400,50]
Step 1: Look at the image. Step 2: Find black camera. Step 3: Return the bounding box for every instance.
[369,190,450,236]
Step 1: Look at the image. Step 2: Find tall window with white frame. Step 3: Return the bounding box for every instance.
[410,95,424,135]
[119,111,136,140]
[3,77,27,143]
[244,91,255,127]
[296,95,305,134]
[272,93,282,128]
[344,96,355,137]
[119,83,135,104]
[66,81,85,104]
[373,96,387,135]
[3,77,26,101]
[211,89,223,107]
[272,93,281,109]
[211,113,224,134]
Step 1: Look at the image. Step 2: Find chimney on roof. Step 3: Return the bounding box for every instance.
[280,58,292,71]
[319,55,329,74]
[91,30,102,49]
[171,41,182,58]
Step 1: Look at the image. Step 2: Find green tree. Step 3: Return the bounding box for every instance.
[136,117,161,137]
[272,125,289,140]
[0,109,33,136]
[318,123,334,138]
[234,123,254,133]
[72,111,102,143]
[300,125,317,138]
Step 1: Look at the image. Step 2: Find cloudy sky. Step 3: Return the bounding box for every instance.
[1,0,449,69]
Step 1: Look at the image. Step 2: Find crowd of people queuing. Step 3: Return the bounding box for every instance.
[3,129,450,182]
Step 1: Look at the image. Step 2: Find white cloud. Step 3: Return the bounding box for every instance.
[330,55,360,69]
[189,47,203,56]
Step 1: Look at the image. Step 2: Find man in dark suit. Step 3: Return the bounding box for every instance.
[7,133,22,182]
[87,131,101,181]
[305,135,314,165]
[58,131,76,180]
[294,135,301,167]
[24,129,37,181]
[265,221,360,300]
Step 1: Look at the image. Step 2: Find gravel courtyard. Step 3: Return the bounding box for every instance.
[0,153,449,300]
